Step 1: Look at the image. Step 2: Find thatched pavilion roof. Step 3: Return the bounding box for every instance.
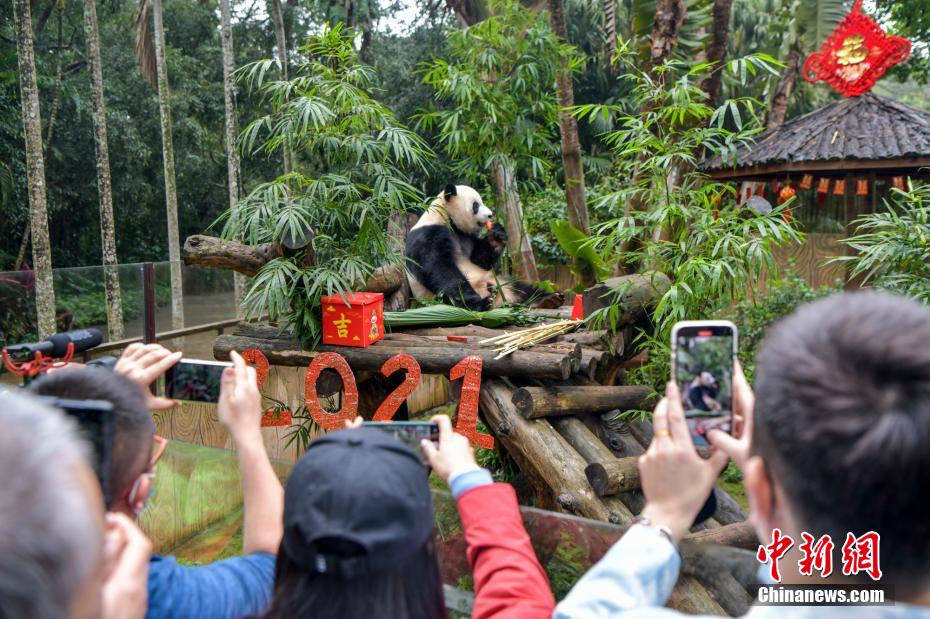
[702,93,930,179]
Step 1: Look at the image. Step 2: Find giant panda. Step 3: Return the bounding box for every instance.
[404,184,562,311]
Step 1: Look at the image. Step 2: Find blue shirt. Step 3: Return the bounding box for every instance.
[553,524,930,619]
[146,553,276,619]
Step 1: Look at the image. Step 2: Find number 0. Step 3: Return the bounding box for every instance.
[305,352,359,430]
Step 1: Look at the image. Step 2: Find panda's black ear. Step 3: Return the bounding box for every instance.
[443,184,457,201]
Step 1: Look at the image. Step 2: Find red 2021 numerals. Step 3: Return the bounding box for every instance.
[238,349,489,446]
[450,356,494,449]
[305,352,359,430]
[372,354,421,422]
[241,349,292,427]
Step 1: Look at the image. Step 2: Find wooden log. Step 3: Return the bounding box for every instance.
[579,349,599,380]
[394,325,525,338]
[679,543,758,615]
[478,378,612,521]
[684,521,758,550]
[381,333,582,361]
[214,334,572,379]
[547,416,634,524]
[555,329,624,355]
[365,264,405,295]
[584,457,641,496]
[581,271,671,322]
[511,385,655,419]
[183,235,283,277]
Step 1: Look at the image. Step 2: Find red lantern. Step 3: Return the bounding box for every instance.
[833,179,846,196]
[856,179,869,196]
[803,0,910,97]
[800,174,814,190]
[892,176,905,190]
[817,178,831,194]
[777,185,796,205]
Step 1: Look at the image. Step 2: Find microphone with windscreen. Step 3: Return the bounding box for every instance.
[3,328,104,363]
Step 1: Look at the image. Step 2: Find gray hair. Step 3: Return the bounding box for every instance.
[0,391,104,619]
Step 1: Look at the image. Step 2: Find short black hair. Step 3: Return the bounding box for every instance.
[29,368,155,508]
[753,291,930,592]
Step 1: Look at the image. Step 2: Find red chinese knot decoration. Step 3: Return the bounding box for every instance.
[803,0,911,97]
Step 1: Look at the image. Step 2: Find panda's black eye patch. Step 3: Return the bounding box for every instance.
[473,201,480,214]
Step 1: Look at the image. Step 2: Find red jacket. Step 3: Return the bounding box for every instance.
[458,483,556,619]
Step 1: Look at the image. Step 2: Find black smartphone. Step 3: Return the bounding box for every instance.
[671,321,737,447]
[164,359,232,403]
[52,398,115,506]
[363,421,440,464]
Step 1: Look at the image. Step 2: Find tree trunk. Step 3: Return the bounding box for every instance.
[603,0,617,69]
[650,0,687,73]
[700,0,733,106]
[219,0,245,315]
[268,0,293,174]
[12,0,56,337]
[510,385,654,419]
[549,0,589,237]
[549,0,593,285]
[152,0,184,330]
[766,45,800,129]
[84,0,125,340]
[491,158,539,283]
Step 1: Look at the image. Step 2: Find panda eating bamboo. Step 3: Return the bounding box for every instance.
[404,184,563,311]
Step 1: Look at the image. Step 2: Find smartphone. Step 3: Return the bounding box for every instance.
[363,421,440,464]
[671,321,737,446]
[51,398,115,506]
[164,359,233,403]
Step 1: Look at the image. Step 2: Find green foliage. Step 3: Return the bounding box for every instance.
[727,270,836,374]
[550,221,610,281]
[222,25,433,344]
[577,47,801,336]
[415,0,569,184]
[577,48,802,393]
[836,181,930,304]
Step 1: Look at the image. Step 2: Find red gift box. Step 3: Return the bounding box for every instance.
[321,292,385,347]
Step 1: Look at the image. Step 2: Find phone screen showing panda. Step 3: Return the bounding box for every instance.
[673,323,736,446]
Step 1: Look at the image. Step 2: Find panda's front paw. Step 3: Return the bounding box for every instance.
[488,222,508,250]
[473,296,492,312]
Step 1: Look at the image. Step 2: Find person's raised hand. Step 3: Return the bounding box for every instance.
[217,351,262,441]
[102,512,151,619]
[114,343,182,410]
[638,382,729,542]
[421,414,478,483]
[707,360,754,471]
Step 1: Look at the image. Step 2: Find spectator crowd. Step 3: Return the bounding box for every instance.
[1,290,929,619]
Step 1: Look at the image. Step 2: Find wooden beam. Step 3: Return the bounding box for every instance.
[183,234,282,277]
[706,156,930,180]
[511,385,654,419]
[478,378,613,521]
[584,457,641,496]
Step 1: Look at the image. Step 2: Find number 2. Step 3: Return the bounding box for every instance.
[372,354,421,422]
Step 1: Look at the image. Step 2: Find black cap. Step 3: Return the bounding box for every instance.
[281,427,434,578]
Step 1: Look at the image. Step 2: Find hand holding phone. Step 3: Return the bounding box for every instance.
[671,321,737,448]
[419,414,478,482]
[363,421,440,466]
[164,359,232,403]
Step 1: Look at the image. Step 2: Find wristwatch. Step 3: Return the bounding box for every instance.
[631,515,679,552]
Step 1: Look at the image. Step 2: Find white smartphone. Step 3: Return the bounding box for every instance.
[670,320,738,447]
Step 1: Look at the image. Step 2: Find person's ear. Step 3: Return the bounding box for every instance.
[130,476,153,516]
[744,455,774,533]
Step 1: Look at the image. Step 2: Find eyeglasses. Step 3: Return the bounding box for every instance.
[127,435,169,513]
